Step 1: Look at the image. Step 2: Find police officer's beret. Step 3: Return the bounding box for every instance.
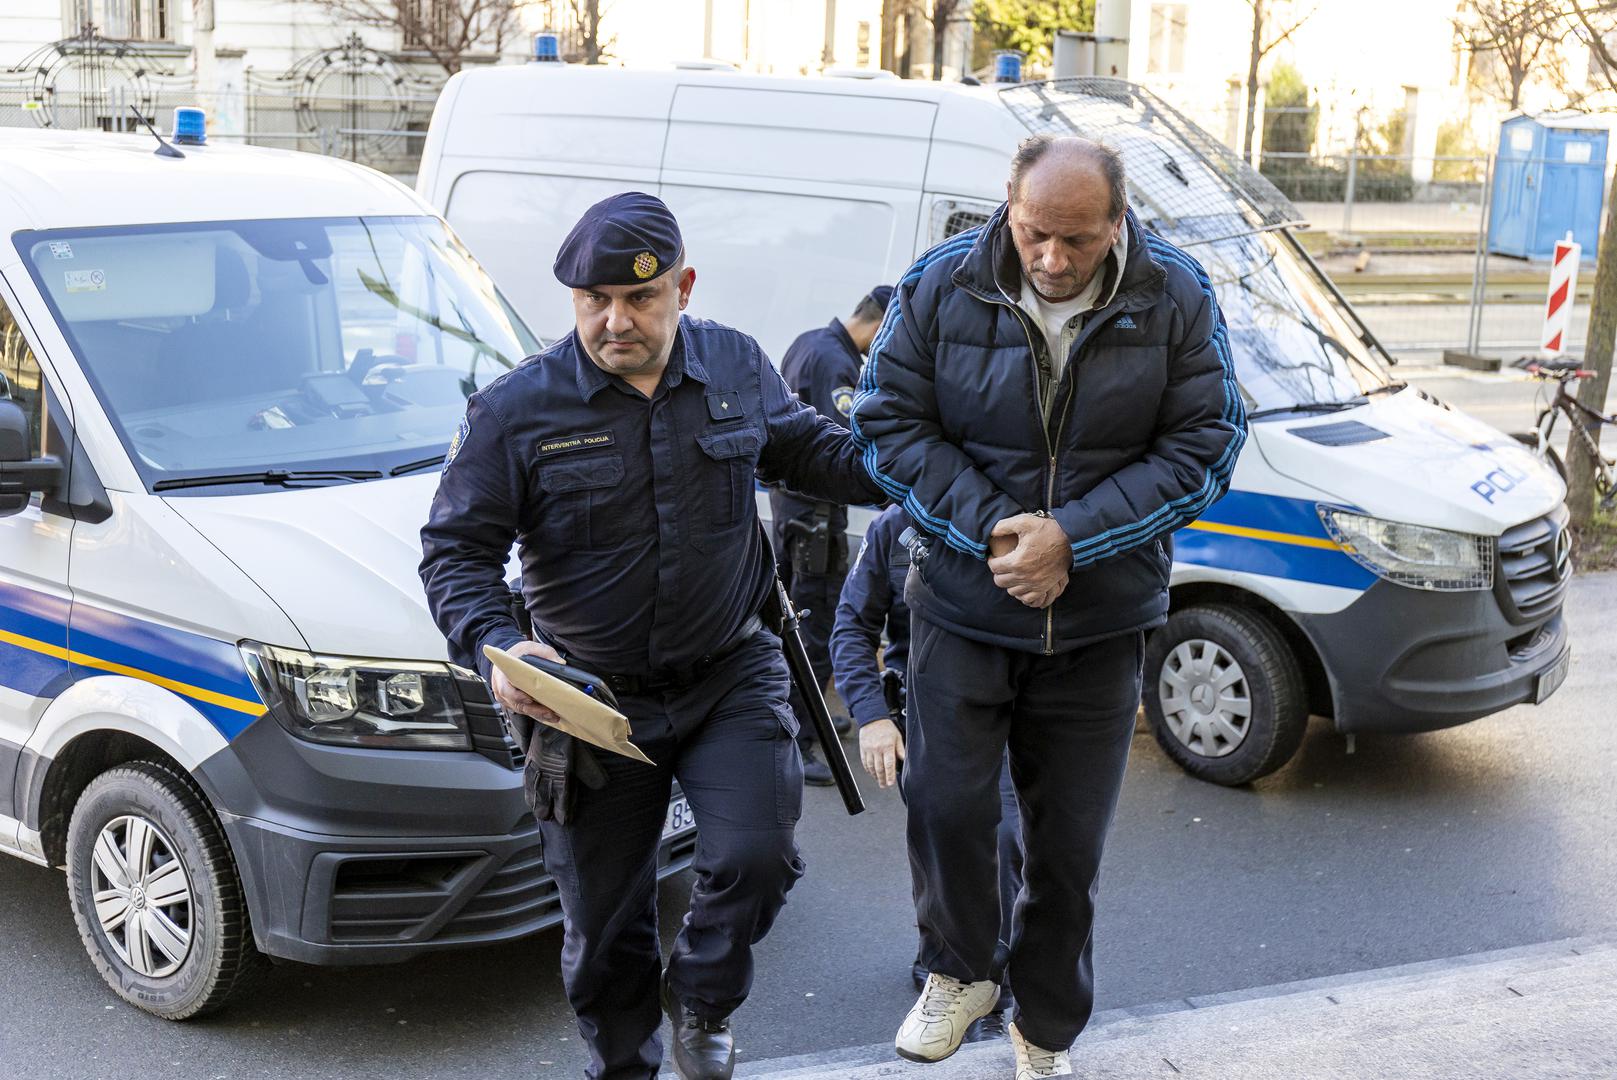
[868,285,895,310]
[553,192,684,289]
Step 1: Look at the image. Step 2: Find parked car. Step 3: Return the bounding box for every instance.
[0,122,697,1019]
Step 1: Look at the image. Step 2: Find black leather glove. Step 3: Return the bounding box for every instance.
[521,723,607,825]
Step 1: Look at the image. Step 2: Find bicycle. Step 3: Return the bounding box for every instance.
[1512,357,1617,510]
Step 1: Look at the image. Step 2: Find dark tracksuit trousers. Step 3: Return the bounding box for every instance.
[905,611,1143,1053]
[904,739,1023,998]
[536,633,805,1080]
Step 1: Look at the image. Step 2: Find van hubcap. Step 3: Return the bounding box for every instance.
[90,815,194,978]
[1159,639,1253,759]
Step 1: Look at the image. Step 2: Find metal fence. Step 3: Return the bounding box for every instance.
[1252,150,1609,365]
[0,30,443,180]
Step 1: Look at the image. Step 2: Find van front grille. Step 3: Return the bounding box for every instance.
[1495,505,1571,623]
[453,667,524,768]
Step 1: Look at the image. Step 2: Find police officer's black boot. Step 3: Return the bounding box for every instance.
[662,971,735,1079]
[800,742,835,786]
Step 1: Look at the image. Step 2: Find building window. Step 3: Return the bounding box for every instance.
[402,0,455,50]
[1147,4,1188,75]
[67,0,171,42]
[857,21,871,67]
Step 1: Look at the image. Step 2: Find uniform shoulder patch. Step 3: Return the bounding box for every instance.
[832,385,856,418]
[445,416,470,465]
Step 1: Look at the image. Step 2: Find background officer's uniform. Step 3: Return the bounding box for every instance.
[829,506,1022,1015]
[420,196,881,1080]
[769,289,890,762]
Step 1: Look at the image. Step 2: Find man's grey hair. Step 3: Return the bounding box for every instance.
[1008,134,1128,221]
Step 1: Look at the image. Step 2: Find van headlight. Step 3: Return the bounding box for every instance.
[240,643,470,750]
[1320,509,1494,591]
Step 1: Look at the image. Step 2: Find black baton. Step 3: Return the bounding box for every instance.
[769,577,865,815]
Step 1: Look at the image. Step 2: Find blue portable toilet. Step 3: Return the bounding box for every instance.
[1488,113,1608,262]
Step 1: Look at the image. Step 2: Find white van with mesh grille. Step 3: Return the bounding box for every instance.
[420,67,1571,786]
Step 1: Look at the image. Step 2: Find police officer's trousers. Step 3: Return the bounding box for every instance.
[536,633,806,1080]
[904,613,1142,1053]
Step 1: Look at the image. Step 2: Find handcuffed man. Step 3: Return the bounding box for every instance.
[852,135,1248,1078]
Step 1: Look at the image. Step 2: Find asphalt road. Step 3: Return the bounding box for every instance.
[2,570,1614,1079]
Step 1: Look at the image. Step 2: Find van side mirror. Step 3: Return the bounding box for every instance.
[0,399,65,516]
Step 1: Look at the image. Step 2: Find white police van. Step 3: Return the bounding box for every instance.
[0,120,697,1018]
[420,66,1571,785]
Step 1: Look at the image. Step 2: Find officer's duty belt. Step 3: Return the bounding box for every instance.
[603,615,765,697]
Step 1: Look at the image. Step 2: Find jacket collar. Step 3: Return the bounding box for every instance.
[572,317,707,401]
[953,203,1167,315]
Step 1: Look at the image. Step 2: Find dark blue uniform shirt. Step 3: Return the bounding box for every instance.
[772,319,865,539]
[829,506,913,726]
[420,315,882,681]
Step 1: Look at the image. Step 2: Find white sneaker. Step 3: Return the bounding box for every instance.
[1011,1020,1073,1079]
[894,972,1000,1062]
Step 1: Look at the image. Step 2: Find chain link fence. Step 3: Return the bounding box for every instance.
[1255,146,1602,364]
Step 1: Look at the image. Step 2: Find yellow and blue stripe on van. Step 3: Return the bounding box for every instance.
[1176,491,1375,590]
[0,579,268,739]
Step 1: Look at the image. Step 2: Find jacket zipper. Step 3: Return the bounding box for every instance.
[988,284,1066,654]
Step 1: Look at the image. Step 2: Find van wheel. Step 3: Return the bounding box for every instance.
[65,759,266,1019]
[1144,605,1307,786]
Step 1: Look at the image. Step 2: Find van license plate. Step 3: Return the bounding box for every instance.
[663,796,695,839]
[1535,648,1571,705]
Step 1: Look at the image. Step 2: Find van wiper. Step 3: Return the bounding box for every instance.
[153,468,384,491]
[1247,382,1407,422]
[1246,400,1363,421]
[389,454,446,476]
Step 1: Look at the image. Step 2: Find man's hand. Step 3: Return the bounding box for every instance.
[988,514,1072,609]
[490,639,565,725]
[859,717,906,789]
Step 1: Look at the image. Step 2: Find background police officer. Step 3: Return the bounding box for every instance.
[854,137,1247,1077]
[419,193,882,1080]
[829,505,1022,1043]
[769,285,892,785]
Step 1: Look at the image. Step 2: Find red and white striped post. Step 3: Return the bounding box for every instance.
[1541,232,1582,357]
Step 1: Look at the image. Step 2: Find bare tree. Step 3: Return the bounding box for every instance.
[1456,0,1560,111]
[566,0,615,64]
[1241,0,1318,164]
[303,0,529,75]
[1555,0,1617,527]
[931,0,965,80]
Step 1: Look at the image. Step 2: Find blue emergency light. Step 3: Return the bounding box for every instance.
[533,32,562,62]
[994,51,1023,83]
[172,106,207,145]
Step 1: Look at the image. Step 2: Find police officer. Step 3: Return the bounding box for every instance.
[829,505,1022,1042]
[419,193,883,1080]
[854,137,1247,1077]
[770,286,892,785]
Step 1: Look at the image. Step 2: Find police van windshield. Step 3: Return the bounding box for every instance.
[18,215,538,492]
[999,81,1397,415]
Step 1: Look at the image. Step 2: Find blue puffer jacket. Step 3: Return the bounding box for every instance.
[850,204,1247,654]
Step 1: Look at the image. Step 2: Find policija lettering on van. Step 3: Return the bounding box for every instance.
[1471,461,1530,504]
